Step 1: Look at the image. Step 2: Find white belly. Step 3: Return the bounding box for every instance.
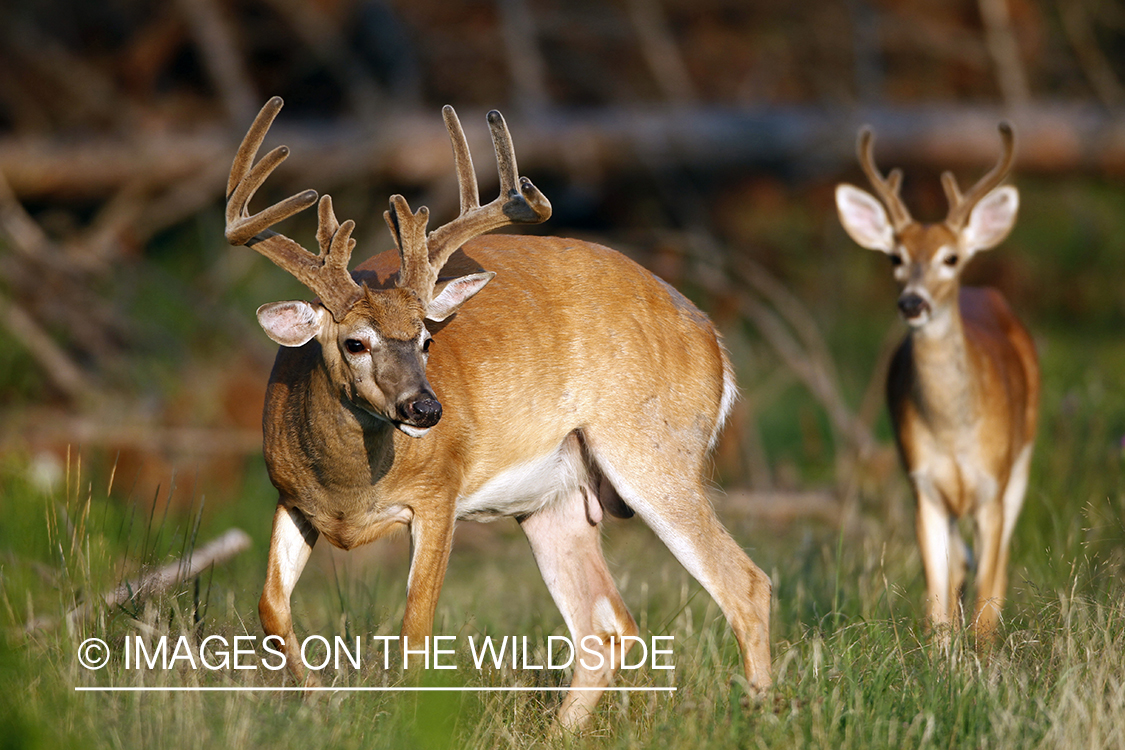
[455,439,588,521]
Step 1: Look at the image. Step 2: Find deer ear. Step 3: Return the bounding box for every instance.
[961,186,1018,254]
[426,272,496,322]
[836,184,895,253]
[257,300,327,347]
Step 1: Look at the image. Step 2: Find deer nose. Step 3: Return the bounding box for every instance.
[897,293,930,320]
[400,395,442,427]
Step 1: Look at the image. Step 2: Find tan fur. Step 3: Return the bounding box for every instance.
[258,235,771,726]
[841,124,1039,647]
[838,123,1038,644]
[233,100,770,728]
[887,268,1039,639]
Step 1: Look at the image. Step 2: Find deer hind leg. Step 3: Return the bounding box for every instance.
[971,443,1033,642]
[260,503,318,683]
[950,524,970,616]
[971,459,1024,642]
[519,485,639,732]
[632,488,772,693]
[1000,444,1033,552]
[584,433,771,694]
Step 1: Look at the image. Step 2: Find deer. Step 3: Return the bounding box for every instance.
[834,122,1039,644]
[225,97,771,729]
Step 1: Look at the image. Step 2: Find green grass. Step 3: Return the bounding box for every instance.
[3,178,1125,747]
[2,398,1124,749]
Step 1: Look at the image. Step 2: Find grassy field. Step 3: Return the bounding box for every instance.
[2,178,1125,748]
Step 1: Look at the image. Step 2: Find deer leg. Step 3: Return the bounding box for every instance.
[913,475,962,634]
[628,490,771,693]
[260,503,318,683]
[949,525,970,616]
[1001,445,1032,550]
[969,444,1032,644]
[519,487,639,732]
[401,509,456,666]
[971,484,1008,642]
[585,453,771,695]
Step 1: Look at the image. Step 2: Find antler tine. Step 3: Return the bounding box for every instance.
[487,109,520,196]
[857,126,913,232]
[311,195,364,314]
[422,107,552,282]
[442,105,481,215]
[227,96,283,200]
[940,171,963,208]
[226,123,317,246]
[944,121,1016,230]
[384,195,434,300]
[316,194,342,252]
[226,97,363,321]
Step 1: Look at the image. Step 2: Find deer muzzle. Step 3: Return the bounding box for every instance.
[399,393,443,429]
[897,292,931,323]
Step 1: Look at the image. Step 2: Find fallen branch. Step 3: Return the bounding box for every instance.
[175,0,257,125]
[720,489,841,526]
[627,0,698,105]
[16,413,262,457]
[27,528,253,632]
[1058,0,1125,108]
[5,103,1125,201]
[93,528,251,616]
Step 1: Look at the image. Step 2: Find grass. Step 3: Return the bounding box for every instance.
[1,414,1123,749]
[2,178,1125,747]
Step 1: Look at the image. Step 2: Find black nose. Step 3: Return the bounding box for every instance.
[401,396,442,427]
[897,293,929,320]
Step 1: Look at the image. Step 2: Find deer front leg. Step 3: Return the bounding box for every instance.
[260,503,318,683]
[519,487,639,732]
[913,476,960,641]
[401,509,456,665]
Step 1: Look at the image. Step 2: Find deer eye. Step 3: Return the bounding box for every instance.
[944,254,959,266]
[889,254,904,267]
[344,339,367,354]
[422,338,433,353]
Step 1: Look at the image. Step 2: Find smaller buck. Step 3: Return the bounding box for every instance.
[226,98,771,729]
[835,123,1038,640]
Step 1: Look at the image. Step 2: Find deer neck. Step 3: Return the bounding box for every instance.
[907,299,978,432]
[291,351,398,485]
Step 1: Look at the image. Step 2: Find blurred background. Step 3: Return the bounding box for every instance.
[0,0,1123,541]
[4,5,1125,745]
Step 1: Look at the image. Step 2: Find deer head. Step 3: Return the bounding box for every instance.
[226,98,551,436]
[835,123,1019,328]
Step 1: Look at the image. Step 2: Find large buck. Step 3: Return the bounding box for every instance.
[226,98,771,728]
[835,123,1039,641]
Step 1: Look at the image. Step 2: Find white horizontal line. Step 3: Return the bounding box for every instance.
[75,686,676,693]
